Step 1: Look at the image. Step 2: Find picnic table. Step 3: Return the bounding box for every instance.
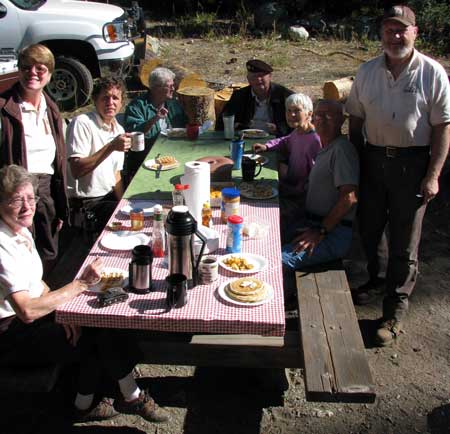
[55,130,376,403]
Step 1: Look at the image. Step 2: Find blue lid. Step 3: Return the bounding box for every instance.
[221,187,240,198]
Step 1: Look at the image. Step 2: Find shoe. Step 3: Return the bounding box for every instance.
[116,390,169,423]
[374,319,402,347]
[352,277,385,305]
[73,397,119,423]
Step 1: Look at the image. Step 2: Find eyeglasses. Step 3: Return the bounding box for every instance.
[383,26,412,36]
[7,195,40,209]
[313,112,334,120]
[20,64,49,75]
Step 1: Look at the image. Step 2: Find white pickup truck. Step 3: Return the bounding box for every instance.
[0,0,143,110]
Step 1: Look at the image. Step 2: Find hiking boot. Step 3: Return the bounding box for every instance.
[73,397,119,423]
[375,319,402,347]
[116,390,169,423]
[352,277,385,305]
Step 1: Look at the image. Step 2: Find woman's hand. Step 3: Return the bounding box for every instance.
[155,106,169,120]
[79,257,103,285]
[63,324,82,346]
[253,143,268,153]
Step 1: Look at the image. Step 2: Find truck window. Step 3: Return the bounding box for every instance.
[9,0,46,10]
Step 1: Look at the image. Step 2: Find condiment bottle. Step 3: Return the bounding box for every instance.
[152,204,165,257]
[172,183,189,206]
[130,207,144,231]
[226,215,244,253]
[221,187,240,223]
[201,201,213,228]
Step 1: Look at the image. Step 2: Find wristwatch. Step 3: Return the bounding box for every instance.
[319,225,328,237]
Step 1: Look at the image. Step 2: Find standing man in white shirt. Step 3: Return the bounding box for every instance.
[346,5,450,346]
[66,77,131,236]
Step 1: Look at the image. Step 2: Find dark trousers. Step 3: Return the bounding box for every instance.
[0,315,139,395]
[359,146,429,319]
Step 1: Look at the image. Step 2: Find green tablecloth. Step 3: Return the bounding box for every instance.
[124,131,278,200]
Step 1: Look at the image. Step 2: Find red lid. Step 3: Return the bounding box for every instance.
[175,184,190,190]
[227,215,243,224]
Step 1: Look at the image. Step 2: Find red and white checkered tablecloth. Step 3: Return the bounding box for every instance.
[55,199,285,337]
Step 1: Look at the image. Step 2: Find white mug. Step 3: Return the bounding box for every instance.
[130,132,145,152]
[199,256,219,284]
[223,114,235,140]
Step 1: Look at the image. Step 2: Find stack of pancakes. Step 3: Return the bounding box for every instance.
[225,277,267,303]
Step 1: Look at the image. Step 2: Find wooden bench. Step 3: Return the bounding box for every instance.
[296,268,376,403]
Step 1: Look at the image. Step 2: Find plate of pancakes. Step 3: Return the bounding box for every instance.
[85,267,128,293]
[144,155,179,171]
[218,277,273,306]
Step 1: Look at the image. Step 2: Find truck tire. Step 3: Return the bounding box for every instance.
[46,57,94,112]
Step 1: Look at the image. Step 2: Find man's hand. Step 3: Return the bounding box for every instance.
[292,227,323,256]
[79,257,103,285]
[110,133,132,153]
[420,176,439,203]
[253,143,268,153]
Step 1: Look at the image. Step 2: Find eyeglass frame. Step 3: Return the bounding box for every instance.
[6,195,41,209]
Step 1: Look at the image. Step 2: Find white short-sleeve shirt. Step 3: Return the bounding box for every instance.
[66,111,125,198]
[0,221,44,319]
[20,96,56,174]
[346,50,450,148]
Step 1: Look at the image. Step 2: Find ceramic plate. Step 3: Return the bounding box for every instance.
[120,202,156,217]
[217,280,274,307]
[143,158,179,171]
[242,153,269,166]
[100,231,150,251]
[240,129,269,139]
[239,184,278,200]
[218,253,267,274]
[86,267,129,293]
[160,128,186,138]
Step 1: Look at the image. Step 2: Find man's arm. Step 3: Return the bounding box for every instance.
[70,134,131,179]
[348,115,365,152]
[293,184,358,254]
[113,170,124,199]
[420,122,450,202]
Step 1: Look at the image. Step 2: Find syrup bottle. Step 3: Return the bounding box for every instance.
[152,204,165,258]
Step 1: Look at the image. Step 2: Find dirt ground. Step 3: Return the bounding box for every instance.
[3,36,450,434]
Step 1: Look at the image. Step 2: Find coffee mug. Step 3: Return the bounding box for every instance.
[241,156,262,182]
[230,139,245,170]
[130,132,145,152]
[186,123,200,140]
[199,256,219,284]
[166,273,188,309]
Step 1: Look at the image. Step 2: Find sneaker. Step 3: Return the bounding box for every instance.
[375,319,402,347]
[116,390,169,423]
[73,397,119,423]
[352,277,385,305]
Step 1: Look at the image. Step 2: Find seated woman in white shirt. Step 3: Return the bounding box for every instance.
[0,165,169,423]
[66,77,132,236]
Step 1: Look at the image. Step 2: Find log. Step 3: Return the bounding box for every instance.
[323,76,354,102]
[177,86,216,125]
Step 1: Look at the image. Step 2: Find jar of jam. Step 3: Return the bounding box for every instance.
[130,207,144,231]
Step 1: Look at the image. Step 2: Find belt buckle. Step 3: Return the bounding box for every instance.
[385,147,397,158]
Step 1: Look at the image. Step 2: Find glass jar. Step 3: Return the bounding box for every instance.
[221,187,240,224]
[130,207,144,231]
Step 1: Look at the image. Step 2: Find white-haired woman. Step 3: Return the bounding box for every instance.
[124,67,187,180]
[253,93,322,236]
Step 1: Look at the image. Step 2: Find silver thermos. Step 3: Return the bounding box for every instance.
[165,205,207,288]
[128,244,153,293]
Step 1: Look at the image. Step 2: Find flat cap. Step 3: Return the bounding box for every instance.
[246,59,273,74]
[382,5,416,27]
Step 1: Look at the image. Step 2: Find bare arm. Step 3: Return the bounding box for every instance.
[420,122,450,202]
[348,115,365,152]
[113,170,124,199]
[70,134,131,179]
[293,184,358,254]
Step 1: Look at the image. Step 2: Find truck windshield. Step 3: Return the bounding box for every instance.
[9,0,46,10]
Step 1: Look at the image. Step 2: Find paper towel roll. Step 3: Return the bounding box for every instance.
[180,161,210,224]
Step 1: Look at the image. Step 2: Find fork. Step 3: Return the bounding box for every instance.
[154,153,162,178]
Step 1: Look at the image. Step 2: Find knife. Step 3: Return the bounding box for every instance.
[154,153,162,178]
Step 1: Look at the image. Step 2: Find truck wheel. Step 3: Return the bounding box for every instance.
[46,57,94,112]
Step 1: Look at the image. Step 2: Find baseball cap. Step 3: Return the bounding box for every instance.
[382,5,416,27]
[246,59,273,74]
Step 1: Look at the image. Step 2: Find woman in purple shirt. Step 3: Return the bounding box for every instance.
[253,93,321,237]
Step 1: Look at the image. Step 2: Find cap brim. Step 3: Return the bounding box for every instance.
[382,17,414,26]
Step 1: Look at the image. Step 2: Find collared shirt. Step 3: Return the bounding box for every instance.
[20,96,56,174]
[346,49,450,148]
[66,110,125,198]
[0,220,44,320]
[251,89,272,130]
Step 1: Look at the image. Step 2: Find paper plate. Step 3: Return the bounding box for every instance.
[217,280,274,307]
[86,267,129,293]
[218,253,267,274]
[240,185,278,200]
[120,202,156,217]
[100,231,150,251]
[240,129,269,139]
[160,128,186,138]
[242,153,269,166]
[143,158,179,171]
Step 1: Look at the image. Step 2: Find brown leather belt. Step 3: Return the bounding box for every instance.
[366,143,430,158]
